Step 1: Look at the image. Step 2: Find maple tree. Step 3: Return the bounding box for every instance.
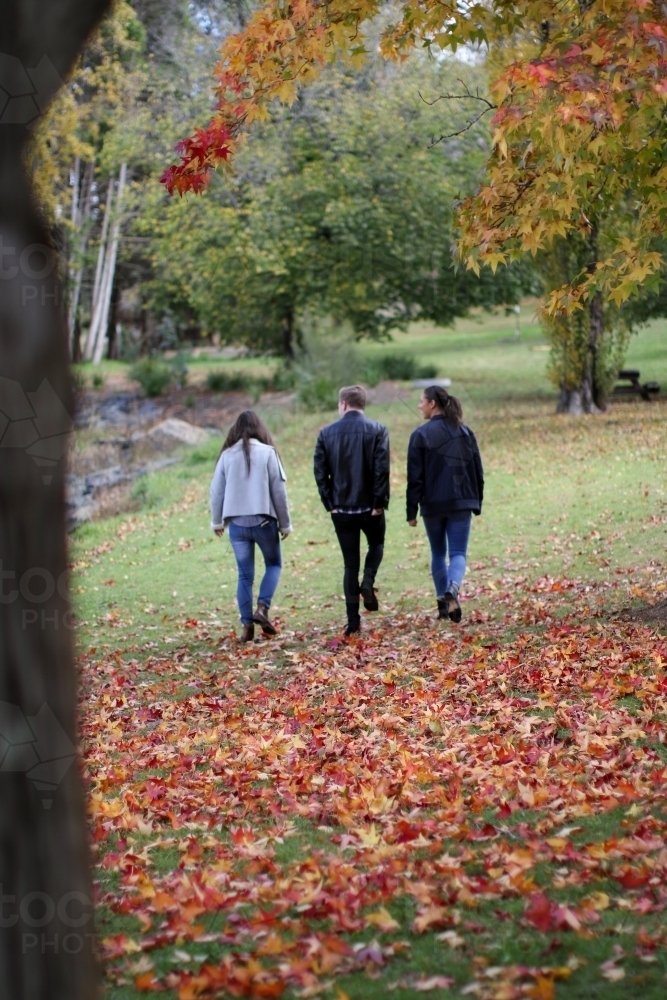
[161,0,667,410]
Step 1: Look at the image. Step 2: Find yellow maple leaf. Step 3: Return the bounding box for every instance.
[364,907,401,932]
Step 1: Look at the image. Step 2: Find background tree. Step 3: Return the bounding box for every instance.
[0,5,111,1000]
[160,0,667,406]
[26,0,249,362]
[142,53,532,355]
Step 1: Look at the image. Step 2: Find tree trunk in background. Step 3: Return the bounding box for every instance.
[0,4,111,1000]
[92,161,126,364]
[281,305,295,359]
[83,173,114,361]
[68,159,94,360]
[587,290,605,411]
[556,224,603,415]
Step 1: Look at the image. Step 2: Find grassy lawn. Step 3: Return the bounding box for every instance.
[73,311,667,998]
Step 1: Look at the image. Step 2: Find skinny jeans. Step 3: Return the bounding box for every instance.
[422,511,472,599]
[228,520,282,625]
[331,511,385,624]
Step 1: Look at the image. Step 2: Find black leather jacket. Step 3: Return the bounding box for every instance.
[406,416,484,520]
[314,410,390,512]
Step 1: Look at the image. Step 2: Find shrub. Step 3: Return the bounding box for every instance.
[206,369,252,393]
[294,317,362,411]
[170,351,189,389]
[298,375,339,412]
[129,358,173,397]
[131,476,159,508]
[92,373,105,390]
[259,367,297,393]
[365,354,439,383]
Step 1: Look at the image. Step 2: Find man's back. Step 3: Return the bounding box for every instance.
[314,410,390,512]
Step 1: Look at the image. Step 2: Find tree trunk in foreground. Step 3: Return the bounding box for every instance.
[0,3,111,999]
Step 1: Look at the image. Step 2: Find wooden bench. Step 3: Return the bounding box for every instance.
[613,369,660,402]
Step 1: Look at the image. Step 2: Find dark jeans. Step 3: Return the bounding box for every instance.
[422,511,472,599]
[228,520,282,625]
[331,511,385,624]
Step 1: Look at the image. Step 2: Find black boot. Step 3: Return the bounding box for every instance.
[444,590,462,623]
[240,623,255,643]
[344,602,361,637]
[360,576,379,611]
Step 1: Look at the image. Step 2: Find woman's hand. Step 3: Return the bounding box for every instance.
[280,529,291,540]
[408,519,418,527]
[214,528,225,537]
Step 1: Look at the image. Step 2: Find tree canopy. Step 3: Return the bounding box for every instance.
[144,54,531,353]
[161,0,667,320]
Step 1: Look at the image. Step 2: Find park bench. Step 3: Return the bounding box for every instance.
[613,369,660,402]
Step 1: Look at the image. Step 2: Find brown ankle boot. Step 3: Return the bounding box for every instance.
[240,623,255,643]
[253,603,277,635]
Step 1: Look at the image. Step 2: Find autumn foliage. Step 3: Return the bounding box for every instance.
[86,577,667,997]
[458,1,667,316]
[161,0,667,321]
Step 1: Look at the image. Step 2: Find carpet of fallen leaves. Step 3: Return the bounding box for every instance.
[82,576,667,999]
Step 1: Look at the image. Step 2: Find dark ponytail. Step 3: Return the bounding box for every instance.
[423,385,463,427]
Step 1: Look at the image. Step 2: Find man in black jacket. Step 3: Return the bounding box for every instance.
[314,385,390,635]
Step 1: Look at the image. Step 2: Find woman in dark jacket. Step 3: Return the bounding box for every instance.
[406,385,483,623]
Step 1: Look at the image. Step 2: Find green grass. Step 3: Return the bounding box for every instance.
[73,310,667,652]
[73,310,667,999]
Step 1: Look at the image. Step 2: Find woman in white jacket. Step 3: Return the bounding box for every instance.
[210,411,292,642]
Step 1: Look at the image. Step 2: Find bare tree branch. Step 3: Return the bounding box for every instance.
[419,79,497,145]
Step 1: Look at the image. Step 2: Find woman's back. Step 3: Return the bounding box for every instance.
[407,415,483,517]
[210,438,291,531]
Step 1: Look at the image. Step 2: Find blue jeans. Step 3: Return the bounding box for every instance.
[422,511,472,599]
[228,521,282,624]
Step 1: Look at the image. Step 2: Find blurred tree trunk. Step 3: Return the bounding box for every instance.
[0,3,111,1000]
[67,159,95,361]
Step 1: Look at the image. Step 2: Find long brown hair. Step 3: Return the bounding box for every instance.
[220,410,275,473]
[423,385,463,427]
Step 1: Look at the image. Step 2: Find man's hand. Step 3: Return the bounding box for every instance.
[214,528,225,537]
[371,508,383,516]
[280,530,290,540]
[408,519,418,527]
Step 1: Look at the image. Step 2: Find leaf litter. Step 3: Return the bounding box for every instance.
[81,575,667,998]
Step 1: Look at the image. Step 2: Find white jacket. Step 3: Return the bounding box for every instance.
[210,439,292,533]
